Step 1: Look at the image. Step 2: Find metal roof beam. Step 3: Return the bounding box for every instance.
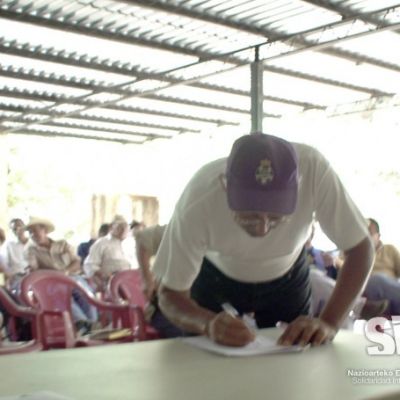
[8,128,143,145]
[301,0,399,26]
[2,6,399,134]
[188,81,325,110]
[122,1,400,47]
[37,121,171,139]
[1,6,399,99]
[0,73,321,112]
[0,104,199,133]
[327,95,400,118]
[116,0,271,37]
[0,9,205,58]
[0,88,238,126]
[1,4,400,73]
[0,66,111,92]
[0,43,326,109]
[141,93,275,117]
[263,64,391,96]
[0,69,280,117]
[0,54,389,98]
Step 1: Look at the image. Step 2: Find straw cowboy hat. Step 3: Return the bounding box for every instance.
[25,216,55,233]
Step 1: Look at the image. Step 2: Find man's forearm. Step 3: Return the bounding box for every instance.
[137,247,153,281]
[320,236,374,329]
[66,259,81,275]
[158,284,216,335]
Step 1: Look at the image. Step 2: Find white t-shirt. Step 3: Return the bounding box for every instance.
[153,143,368,291]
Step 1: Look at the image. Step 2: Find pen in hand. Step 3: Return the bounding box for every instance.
[276,321,288,329]
[205,302,255,346]
[221,302,257,331]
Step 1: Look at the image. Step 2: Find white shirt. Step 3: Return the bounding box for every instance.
[3,240,28,274]
[153,143,368,291]
[121,234,139,269]
[0,244,7,269]
[84,235,131,278]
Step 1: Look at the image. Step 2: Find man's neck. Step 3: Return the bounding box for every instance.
[38,238,52,249]
[111,234,122,242]
[17,235,28,245]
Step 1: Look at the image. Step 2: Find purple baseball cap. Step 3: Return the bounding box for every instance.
[226,133,298,214]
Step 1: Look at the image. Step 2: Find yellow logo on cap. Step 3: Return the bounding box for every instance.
[255,159,274,185]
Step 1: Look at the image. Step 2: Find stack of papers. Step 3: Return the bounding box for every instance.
[182,335,308,357]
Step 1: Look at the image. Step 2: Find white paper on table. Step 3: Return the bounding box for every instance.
[182,335,308,357]
[0,392,74,400]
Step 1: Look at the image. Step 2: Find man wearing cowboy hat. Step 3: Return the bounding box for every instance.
[24,216,81,275]
[24,216,97,329]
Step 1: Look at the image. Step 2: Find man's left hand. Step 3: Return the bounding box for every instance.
[277,316,338,347]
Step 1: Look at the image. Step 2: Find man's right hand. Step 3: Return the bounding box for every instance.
[206,312,255,347]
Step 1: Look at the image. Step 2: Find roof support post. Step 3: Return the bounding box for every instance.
[250,47,263,133]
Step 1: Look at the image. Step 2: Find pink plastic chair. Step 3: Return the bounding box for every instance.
[20,270,146,349]
[0,287,42,354]
[109,270,160,340]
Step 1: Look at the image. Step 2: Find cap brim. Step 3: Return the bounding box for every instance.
[227,184,297,215]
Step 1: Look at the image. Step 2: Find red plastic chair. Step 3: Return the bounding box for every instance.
[0,287,42,354]
[108,270,160,340]
[20,270,146,349]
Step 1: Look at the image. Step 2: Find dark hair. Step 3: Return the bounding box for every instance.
[130,220,142,230]
[368,218,380,234]
[98,223,110,237]
[9,218,23,228]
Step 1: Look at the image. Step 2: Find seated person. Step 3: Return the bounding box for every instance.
[1,219,29,291]
[306,224,388,325]
[363,218,400,315]
[0,227,7,276]
[134,223,184,338]
[367,218,400,279]
[77,223,110,265]
[305,223,343,279]
[24,216,97,332]
[84,216,131,292]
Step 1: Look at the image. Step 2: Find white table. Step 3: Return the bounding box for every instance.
[0,329,399,400]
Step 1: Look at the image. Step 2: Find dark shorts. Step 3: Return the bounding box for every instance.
[191,248,311,328]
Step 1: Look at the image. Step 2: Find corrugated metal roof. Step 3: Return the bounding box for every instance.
[0,0,400,143]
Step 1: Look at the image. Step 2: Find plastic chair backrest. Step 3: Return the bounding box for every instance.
[20,270,78,348]
[109,270,147,309]
[20,270,143,347]
[21,270,74,314]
